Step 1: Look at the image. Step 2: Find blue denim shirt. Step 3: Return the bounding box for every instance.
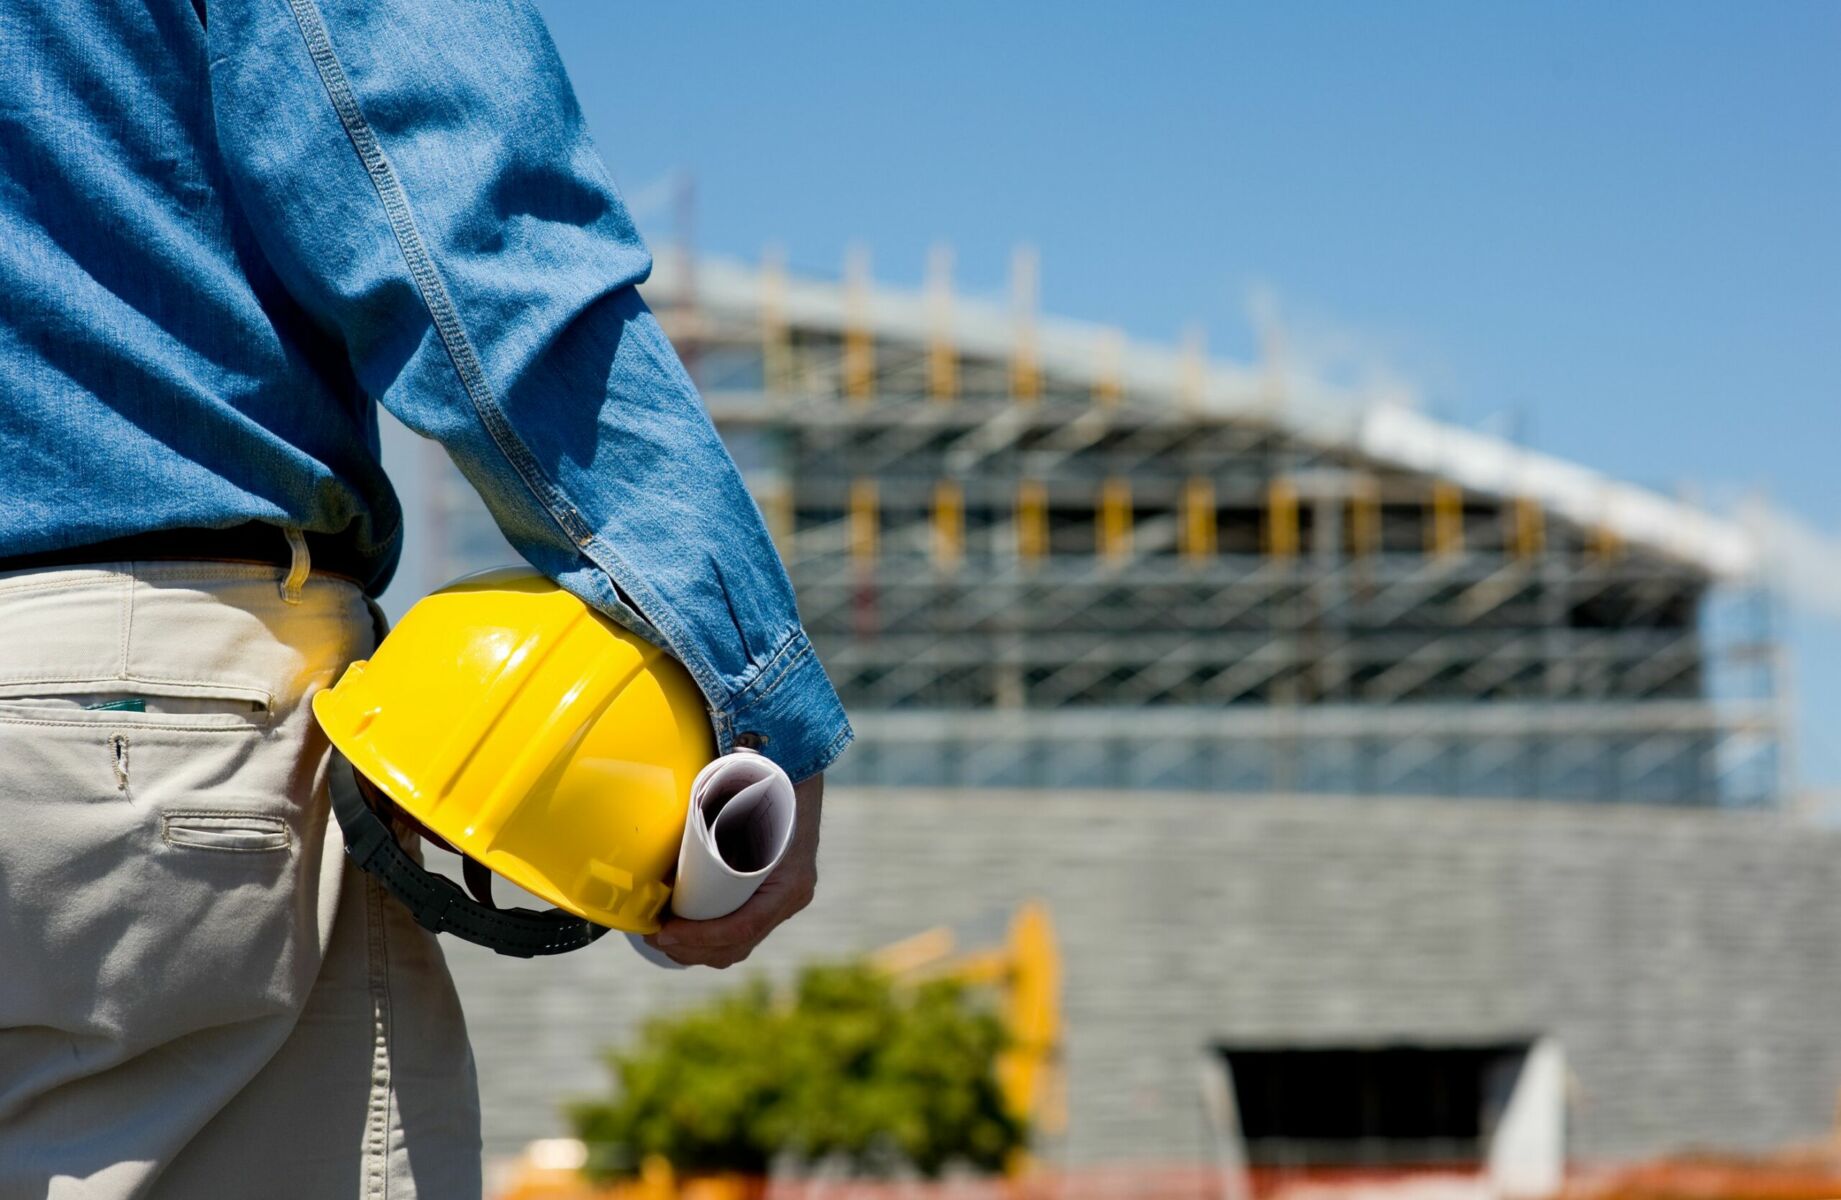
[0,1,850,781]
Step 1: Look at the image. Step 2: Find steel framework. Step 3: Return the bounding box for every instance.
[410,249,1786,806]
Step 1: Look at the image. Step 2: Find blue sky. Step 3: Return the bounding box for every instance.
[530,1,1840,791]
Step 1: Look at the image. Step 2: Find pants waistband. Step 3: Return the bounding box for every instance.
[0,559,377,713]
[0,523,368,591]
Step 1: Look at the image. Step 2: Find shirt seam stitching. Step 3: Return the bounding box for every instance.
[730,628,813,712]
[278,0,736,712]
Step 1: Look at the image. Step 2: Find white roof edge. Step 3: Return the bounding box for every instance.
[646,249,1759,578]
[1358,405,1757,577]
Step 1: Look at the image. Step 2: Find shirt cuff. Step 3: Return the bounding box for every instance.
[716,629,854,783]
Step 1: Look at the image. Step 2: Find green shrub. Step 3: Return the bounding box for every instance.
[569,962,1025,1179]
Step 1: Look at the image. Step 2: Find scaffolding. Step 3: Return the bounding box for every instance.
[405,247,1785,807]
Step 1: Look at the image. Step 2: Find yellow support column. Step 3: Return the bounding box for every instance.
[849,478,878,565]
[1349,477,1381,558]
[1098,478,1133,562]
[1588,525,1623,562]
[1093,328,1125,409]
[926,242,957,405]
[1180,477,1217,562]
[1510,496,1545,561]
[1010,245,1040,404]
[760,244,792,396]
[1264,478,1299,559]
[932,480,964,570]
[1016,480,1049,563]
[1429,482,1464,558]
[843,244,874,406]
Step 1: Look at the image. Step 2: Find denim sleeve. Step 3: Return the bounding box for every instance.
[203,0,850,781]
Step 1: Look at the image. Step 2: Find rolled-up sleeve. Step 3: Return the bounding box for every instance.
[205,0,850,780]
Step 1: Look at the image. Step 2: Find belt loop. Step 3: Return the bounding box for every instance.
[281,528,311,605]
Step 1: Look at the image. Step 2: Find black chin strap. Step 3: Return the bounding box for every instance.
[330,769,611,958]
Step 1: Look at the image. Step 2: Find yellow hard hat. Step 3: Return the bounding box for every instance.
[312,568,716,955]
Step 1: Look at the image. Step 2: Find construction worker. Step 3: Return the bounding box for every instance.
[0,2,850,1197]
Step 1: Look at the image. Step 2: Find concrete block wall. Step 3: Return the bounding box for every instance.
[444,791,1841,1166]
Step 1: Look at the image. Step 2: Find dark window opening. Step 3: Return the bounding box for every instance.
[1219,1041,1531,1168]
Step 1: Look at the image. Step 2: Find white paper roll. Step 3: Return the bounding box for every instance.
[627,748,797,967]
[672,747,798,918]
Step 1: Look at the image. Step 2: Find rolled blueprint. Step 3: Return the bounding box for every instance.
[628,748,797,967]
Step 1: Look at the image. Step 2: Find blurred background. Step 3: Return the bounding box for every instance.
[376,4,1841,1197]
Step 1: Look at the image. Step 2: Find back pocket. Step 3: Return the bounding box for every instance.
[161,812,292,853]
[0,687,269,731]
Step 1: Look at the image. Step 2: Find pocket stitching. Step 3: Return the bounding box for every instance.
[0,687,270,733]
[0,677,273,705]
[0,711,265,734]
[161,812,292,853]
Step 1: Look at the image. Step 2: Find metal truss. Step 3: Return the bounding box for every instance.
[668,288,1786,805]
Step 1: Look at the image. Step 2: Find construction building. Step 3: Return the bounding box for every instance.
[406,245,1784,809]
[385,247,1838,1179]
[651,247,1783,808]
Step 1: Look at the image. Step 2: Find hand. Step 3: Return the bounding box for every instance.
[643,772,824,968]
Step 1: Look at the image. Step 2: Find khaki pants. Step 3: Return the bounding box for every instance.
[0,562,481,1199]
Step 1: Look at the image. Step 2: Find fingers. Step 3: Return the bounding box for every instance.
[643,868,816,968]
[642,915,762,969]
[643,934,755,970]
[656,896,771,950]
[638,784,824,971]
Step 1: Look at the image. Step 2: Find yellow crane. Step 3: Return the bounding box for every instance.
[870,900,1066,1149]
